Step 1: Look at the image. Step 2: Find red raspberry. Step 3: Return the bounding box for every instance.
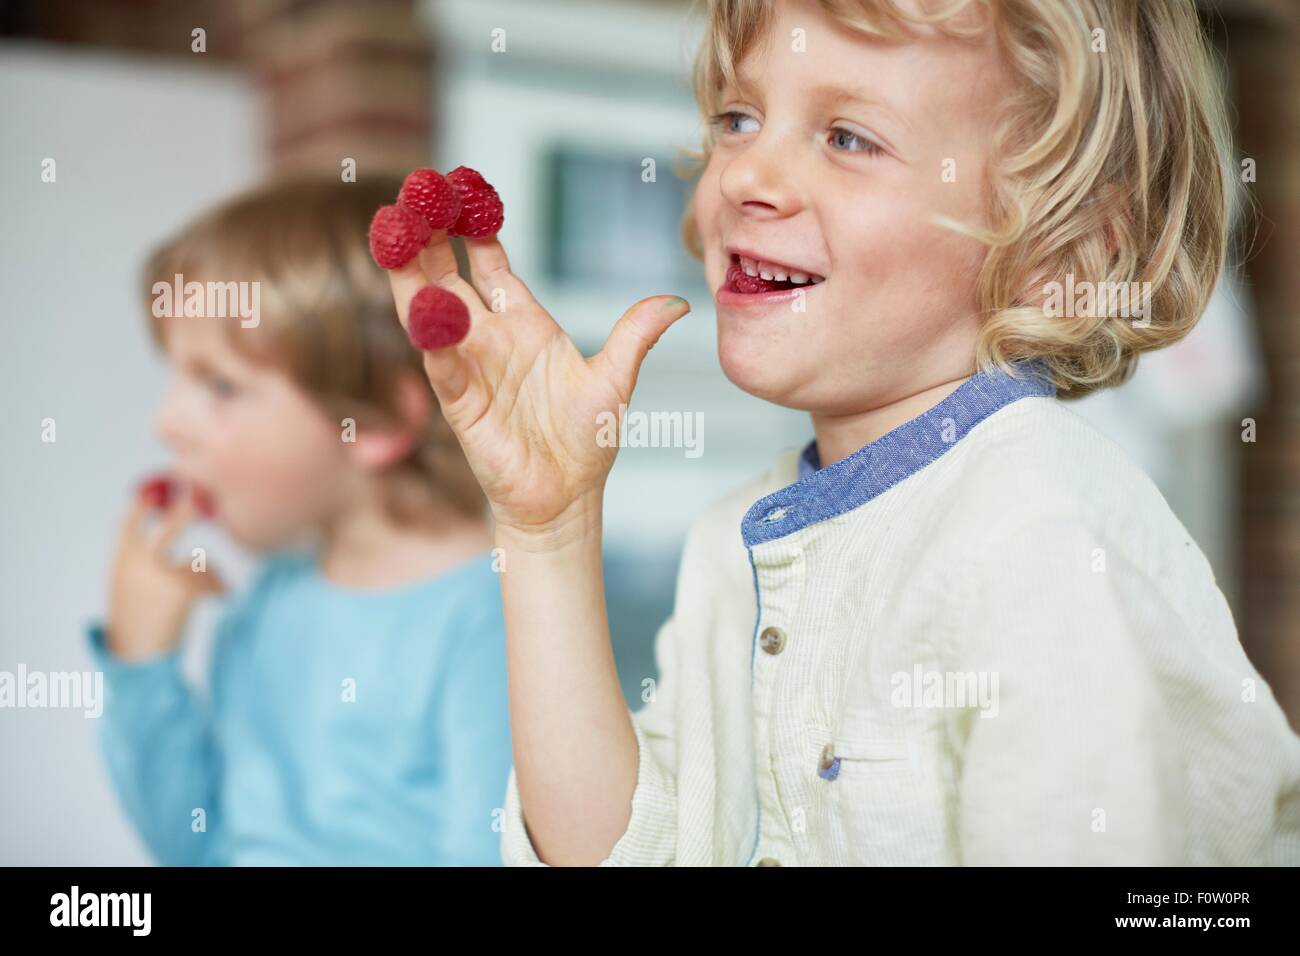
[368,204,432,269]
[139,473,175,509]
[397,168,461,230]
[450,187,504,238]
[137,473,217,518]
[446,165,490,196]
[407,286,471,350]
[725,260,781,294]
[444,166,504,238]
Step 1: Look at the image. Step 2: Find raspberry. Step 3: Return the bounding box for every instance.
[443,166,504,238]
[726,261,784,294]
[139,474,175,509]
[397,168,461,230]
[137,474,217,518]
[446,165,490,195]
[407,286,471,350]
[450,187,505,238]
[368,204,432,269]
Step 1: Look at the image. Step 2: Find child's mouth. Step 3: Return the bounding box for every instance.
[191,481,218,519]
[139,471,219,518]
[724,254,826,295]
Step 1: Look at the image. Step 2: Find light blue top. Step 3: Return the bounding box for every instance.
[86,549,512,866]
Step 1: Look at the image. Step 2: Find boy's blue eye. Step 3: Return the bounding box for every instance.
[710,110,760,135]
[708,111,883,156]
[207,377,237,398]
[829,126,883,156]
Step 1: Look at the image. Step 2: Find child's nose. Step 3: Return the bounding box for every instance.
[721,138,802,216]
[153,384,191,450]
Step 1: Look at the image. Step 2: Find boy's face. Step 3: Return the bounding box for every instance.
[152,318,354,552]
[694,0,1011,413]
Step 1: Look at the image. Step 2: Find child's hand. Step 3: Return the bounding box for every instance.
[387,233,690,542]
[106,486,224,661]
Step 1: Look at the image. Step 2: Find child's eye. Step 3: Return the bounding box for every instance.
[829,126,884,157]
[708,110,760,135]
[708,111,884,157]
[205,376,237,399]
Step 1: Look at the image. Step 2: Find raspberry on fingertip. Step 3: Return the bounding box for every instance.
[369,204,433,269]
[445,166,505,238]
[138,473,175,510]
[397,168,462,231]
[407,286,471,350]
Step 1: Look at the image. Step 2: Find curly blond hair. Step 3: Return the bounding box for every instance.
[678,0,1241,399]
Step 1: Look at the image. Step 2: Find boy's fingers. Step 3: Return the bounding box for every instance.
[387,259,429,334]
[386,260,475,406]
[422,344,477,408]
[462,236,537,315]
[147,497,196,556]
[391,240,487,329]
[120,495,152,544]
[595,295,691,397]
[415,229,459,284]
[417,232,484,307]
[178,561,226,596]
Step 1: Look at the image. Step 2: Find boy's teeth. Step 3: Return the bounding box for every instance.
[738,254,821,284]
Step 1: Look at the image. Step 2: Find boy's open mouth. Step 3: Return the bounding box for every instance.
[725,252,826,294]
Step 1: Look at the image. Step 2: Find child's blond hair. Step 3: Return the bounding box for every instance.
[140,176,484,525]
[679,0,1240,399]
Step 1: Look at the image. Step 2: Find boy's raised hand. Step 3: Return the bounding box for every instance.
[106,486,224,661]
[386,231,690,539]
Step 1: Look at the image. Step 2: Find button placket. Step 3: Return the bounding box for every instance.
[747,541,806,866]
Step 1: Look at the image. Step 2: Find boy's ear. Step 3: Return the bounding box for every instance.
[348,372,432,471]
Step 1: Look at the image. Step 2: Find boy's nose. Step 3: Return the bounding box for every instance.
[721,138,803,217]
[153,383,190,450]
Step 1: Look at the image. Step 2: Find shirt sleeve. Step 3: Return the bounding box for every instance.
[948,509,1188,865]
[85,620,226,866]
[428,600,515,866]
[501,613,680,866]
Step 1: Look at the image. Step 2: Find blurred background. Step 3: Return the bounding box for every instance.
[1,0,1296,864]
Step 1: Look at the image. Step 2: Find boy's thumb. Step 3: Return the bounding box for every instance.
[597,295,691,393]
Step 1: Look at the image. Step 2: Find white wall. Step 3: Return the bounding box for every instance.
[0,43,260,865]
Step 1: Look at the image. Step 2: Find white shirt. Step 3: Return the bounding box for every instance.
[501,358,1300,865]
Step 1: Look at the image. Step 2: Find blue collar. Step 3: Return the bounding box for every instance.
[741,358,1056,547]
